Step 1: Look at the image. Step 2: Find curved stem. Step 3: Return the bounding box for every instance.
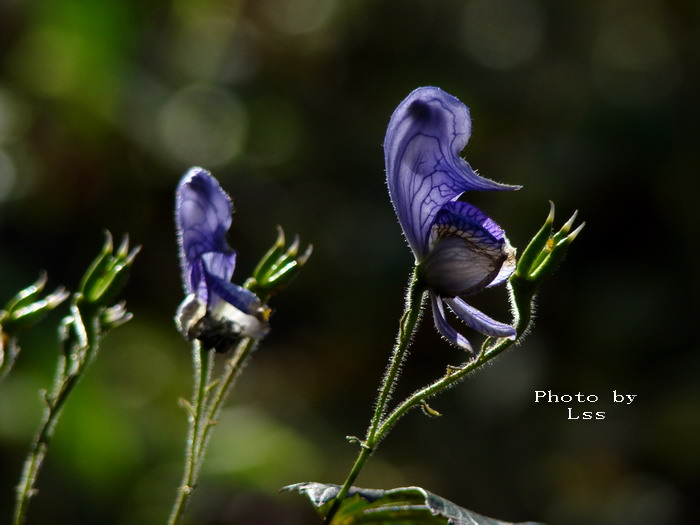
[367,270,425,445]
[323,269,426,524]
[377,276,536,443]
[13,306,101,525]
[323,272,539,524]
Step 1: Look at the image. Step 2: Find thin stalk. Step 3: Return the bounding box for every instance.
[377,277,536,443]
[168,341,214,525]
[168,336,257,525]
[13,307,101,525]
[0,336,20,382]
[323,269,426,525]
[199,337,257,460]
[323,271,541,524]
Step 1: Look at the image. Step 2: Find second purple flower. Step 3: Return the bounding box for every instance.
[175,167,269,351]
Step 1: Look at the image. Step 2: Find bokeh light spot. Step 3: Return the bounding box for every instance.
[262,0,338,35]
[461,0,545,70]
[0,149,17,201]
[248,96,305,168]
[0,87,32,144]
[157,84,248,167]
[591,11,679,106]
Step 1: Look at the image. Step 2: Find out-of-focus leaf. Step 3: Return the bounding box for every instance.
[283,482,544,525]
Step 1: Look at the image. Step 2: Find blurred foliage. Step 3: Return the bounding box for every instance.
[0,0,698,524]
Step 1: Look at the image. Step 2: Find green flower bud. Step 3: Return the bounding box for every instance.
[99,302,133,332]
[246,226,312,301]
[514,202,584,286]
[77,231,140,308]
[0,273,69,336]
[514,201,554,280]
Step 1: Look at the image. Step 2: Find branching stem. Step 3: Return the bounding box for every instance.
[323,268,426,524]
[323,272,537,524]
[167,336,257,525]
[13,305,101,525]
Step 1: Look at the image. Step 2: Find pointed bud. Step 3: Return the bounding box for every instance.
[514,201,554,280]
[251,226,287,281]
[513,202,584,286]
[99,302,133,332]
[530,221,585,282]
[4,272,48,313]
[246,227,312,301]
[77,231,140,308]
[0,274,69,336]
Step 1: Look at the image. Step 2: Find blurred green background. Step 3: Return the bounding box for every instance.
[0,0,698,524]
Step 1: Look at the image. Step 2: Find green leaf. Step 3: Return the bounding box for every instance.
[283,483,544,525]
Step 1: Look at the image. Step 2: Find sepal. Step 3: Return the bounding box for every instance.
[99,302,133,333]
[77,231,140,309]
[245,226,312,301]
[0,273,69,336]
[514,201,554,281]
[514,202,584,285]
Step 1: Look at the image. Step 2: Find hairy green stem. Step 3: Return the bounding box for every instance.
[323,269,426,524]
[377,276,536,443]
[199,338,257,459]
[168,341,213,525]
[168,336,257,525]
[13,306,101,525]
[0,336,20,382]
[324,272,537,524]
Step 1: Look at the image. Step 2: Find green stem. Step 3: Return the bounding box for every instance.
[168,341,214,525]
[0,336,20,383]
[168,337,257,525]
[323,269,426,524]
[377,276,536,442]
[13,306,101,525]
[323,270,540,524]
[199,337,257,462]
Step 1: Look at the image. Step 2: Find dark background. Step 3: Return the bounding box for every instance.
[0,1,698,524]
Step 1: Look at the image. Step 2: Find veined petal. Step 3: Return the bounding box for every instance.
[176,167,236,294]
[431,292,474,353]
[433,200,506,244]
[201,251,237,289]
[422,201,513,297]
[190,251,239,305]
[385,87,519,261]
[443,296,515,339]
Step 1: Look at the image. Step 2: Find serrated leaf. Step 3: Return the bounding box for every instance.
[283,483,543,525]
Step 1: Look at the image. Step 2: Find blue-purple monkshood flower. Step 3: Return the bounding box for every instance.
[385,86,519,352]
[175,167,269,352]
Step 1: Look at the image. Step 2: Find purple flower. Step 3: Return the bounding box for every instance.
[176,167,268,350]
[385,87,518,352]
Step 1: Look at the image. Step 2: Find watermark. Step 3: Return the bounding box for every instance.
[534,390,637,420]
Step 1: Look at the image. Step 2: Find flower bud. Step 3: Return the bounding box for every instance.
[77,231,140,308]
[99,302,133,332]
[246,226,312,300]
[514,202,584,285]
[0,273,69,336]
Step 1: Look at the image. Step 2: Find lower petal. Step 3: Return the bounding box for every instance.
[205,273,262,315]
[443,296,515,339]
[431,292,474,353]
